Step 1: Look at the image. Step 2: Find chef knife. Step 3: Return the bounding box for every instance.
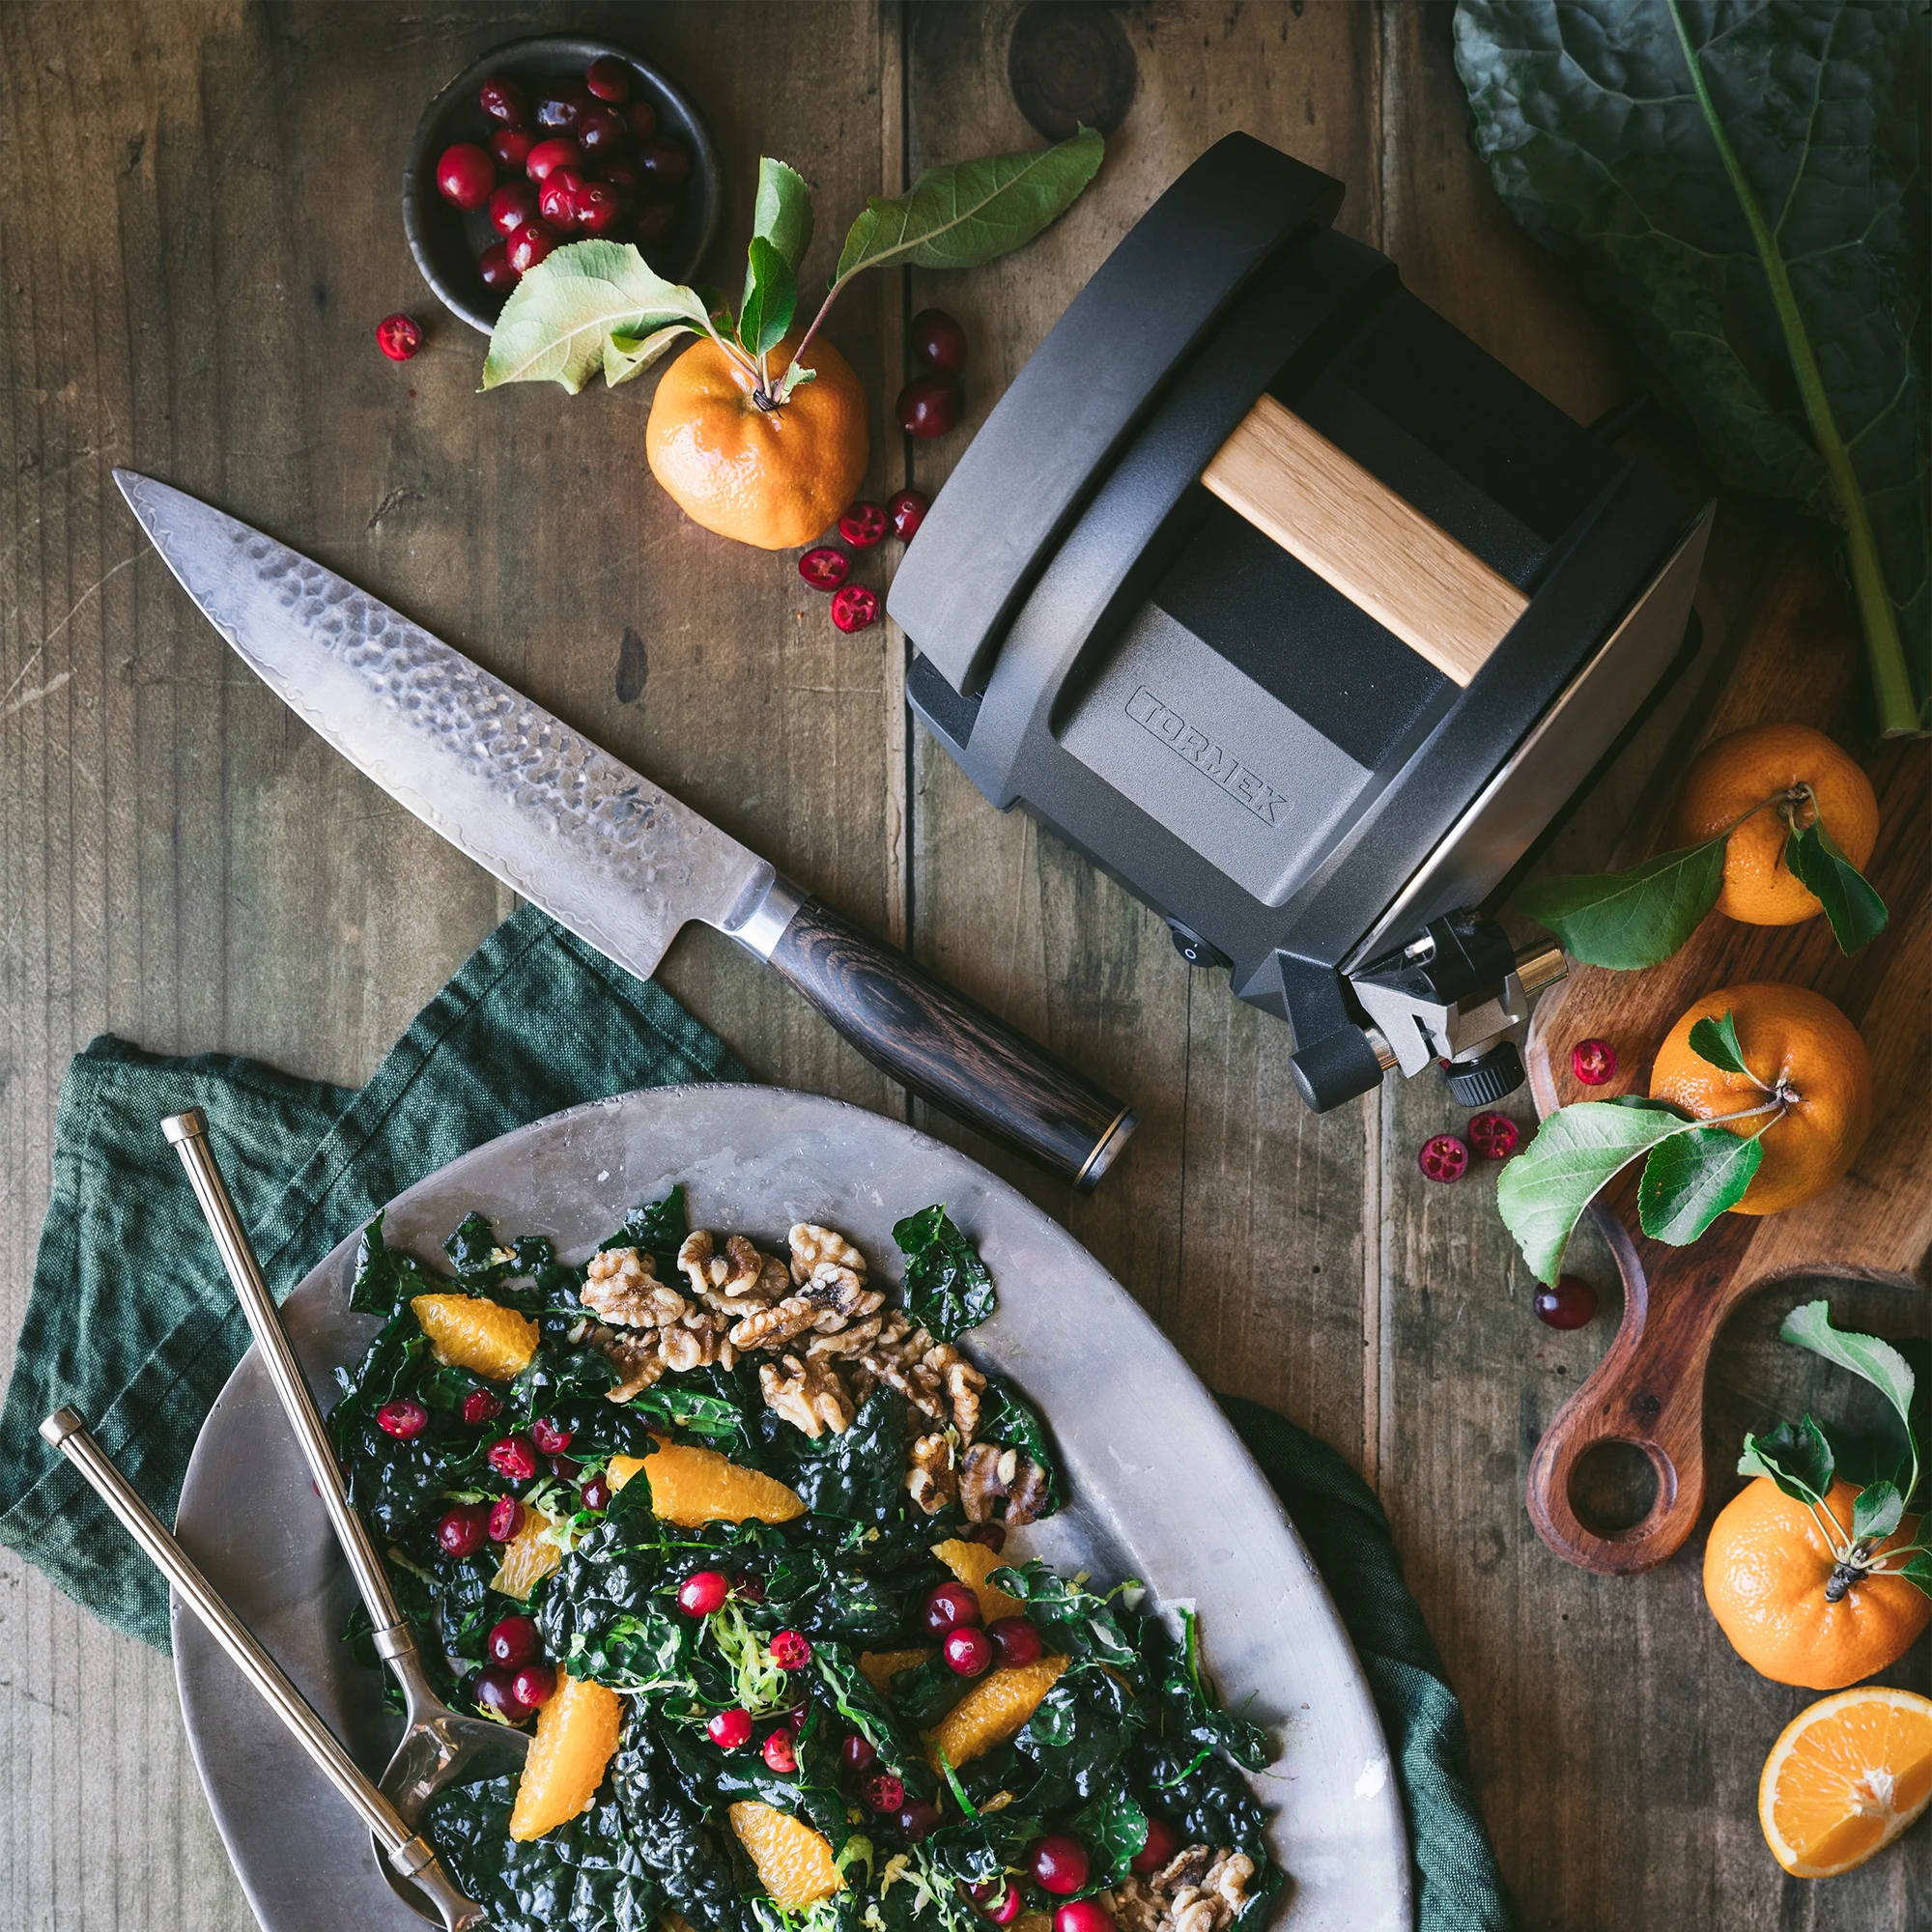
[115,471,1135,1190]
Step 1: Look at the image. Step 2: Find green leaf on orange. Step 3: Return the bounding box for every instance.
[737,235,797,358]
[1738,1414,1834,1505]
[1687,1009,1752,1080]
[1635,1123,1762,1244]
[1853,1478,1904,1543]
[1514,835,1725,970]
[1785,817,1889,954]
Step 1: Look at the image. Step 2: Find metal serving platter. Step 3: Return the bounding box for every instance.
[173,1087,1411,1931]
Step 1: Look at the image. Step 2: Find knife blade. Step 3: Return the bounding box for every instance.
[116,471,1135,1189]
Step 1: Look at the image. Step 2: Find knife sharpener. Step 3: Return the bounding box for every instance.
[889,132,1712,1113]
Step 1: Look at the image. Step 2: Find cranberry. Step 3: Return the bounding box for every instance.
[436,1503,489,1558]
[534,86,590,134]
[486,1496,524,1543]
[889,489,929,541]
[487,1433,539,1482]
[761,1726,798,1774]
[525,137,582,184]
[574,181,623,235]
[895,1798,941,1842]
[798,546,851,591]
[943,1627,994,1677]
[1534,1276,1599,1330]
[435,143,497,211]
[461,1388,504,1427]
[911,308,968,374]
[708,1707,753,1750]
[597,156,644,193]
[627,99,658,143]
[834,501,888,549]
[862,1771,905,1814]
[987,1617,1041,1667]
[488,181,541,239]
[477,75,526,126]
[528,1418,574,1455]
[634,197,678,246]
[731,1570,766,1605]
[376,1396,428,1438]
[477,243,519,294]
[1571,1037,1617,1086]
[895,375,962,439]
[548,1455,582,1485]
[581,1474,611,1512]
[1418,1134,1469,1182]
[923,1582,982,1634]
[491,126,534,173]
[1466,1111,1520,1159]
[1031,1834,1090,1895]
[830,585,879,634]
[486,1615,540,1666]
[1055,1906,1110,1932]
[539,169,585,229]
[961,1523,1007,1551]
[678,1569,730,1616]
[506,222,558,276]
[972,1884,1023,1926]
[770,1630,813,1670]
[585,55,631,102]
[375,315,422,363]
[470,1663,533,1724]
[639,139,690,186]
[1130,1817,1179,1875]
[841,1732,876,1776]
[512,1662,556,1709]
[576,103,629,157]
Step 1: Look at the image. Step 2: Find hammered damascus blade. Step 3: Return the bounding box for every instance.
[115,471,773,981]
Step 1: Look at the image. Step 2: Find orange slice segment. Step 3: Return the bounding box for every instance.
[727,1800,842,1907]
[925,1655,1068,1771]
[858,1647,933,1694]
[490,1512,562,1601]
[606,1439,805,1525]
[410,1292,538,1381]
[508,1672,625,1841]
[933,1538,1025,1625]
[1759,1686,1932,1877]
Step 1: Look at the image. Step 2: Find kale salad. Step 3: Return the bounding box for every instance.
[327,1188,1283,1932]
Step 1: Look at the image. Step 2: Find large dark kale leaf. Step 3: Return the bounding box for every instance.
[1455,0,1930,733]
[892,1205,997,1342]
[757,1386,912,1524]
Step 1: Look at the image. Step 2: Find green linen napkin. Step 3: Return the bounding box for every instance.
[0,902,1516,1931]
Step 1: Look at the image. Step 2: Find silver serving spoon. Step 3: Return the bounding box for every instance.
[40,1406,486,1932]
[163,1109,528,1919]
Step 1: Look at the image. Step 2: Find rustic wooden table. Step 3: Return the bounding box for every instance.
[2,5,1924,1928]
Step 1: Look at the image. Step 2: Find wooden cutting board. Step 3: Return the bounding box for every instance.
[1520,543,1931,1576]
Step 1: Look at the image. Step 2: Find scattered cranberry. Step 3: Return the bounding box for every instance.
[911,308,968,374]
[1031,1834,1090,1895]
[895,1799,941,1842]
[731,1570,767,1605]
[771,1630,813,1670]
[1054,1905,1111,1932]
[487,1434,539,1482]
[585,55,631,102]
[798,546,851,591]
[761,1726,798,1774]
[575,180,623,235]
[486,1615,540,1666]
[506,222,558,276]
[534,86,589,134]
[490,126,534,173]
[639,139,690,186]
[436,1503,489,1559]
[435,142,496,211]
[529,1418,574,1455]
[525,136,582,185]
[923,1582,982,1634]
[375,315,422,363]
[895,375,963,439]
[1418,1134,1469,1182]
[961,1522,1007,1552]
[627,99,658,143]
[477,76,527,126]
[461,1388,504,1428]
[944,1627,994,1677]
[987,1617,1041,1667]
[511,1662,556,1709]
[889,489,929,541]
[838,501,889,549]
[707,1707,753,1750]
[678,1569,730,1616]
[1130,1817,1179,1875]
[376,1397,428,1439]
[841,1732,876,1776]
[862,1771,906,1814]
[539,169,584,229]
[487,181,541,239]
[1534,1276,1599,1330]
[972,1883,1023,1926]
[581,1474,611,1512]
[831,584,879,633]
[470,1663,534,1724]
[487,1496,525,1543]
[576,103,629,157]
[1571,1038,1616,1086]
[1466,1111,1520,1159]
[549,1455,582,1486]
[634,197,678,246]
[477,243,518,294]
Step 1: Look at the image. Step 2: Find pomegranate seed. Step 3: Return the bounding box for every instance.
[708,1707,753,1750]
[838,501,889,549]
[539,169,584,229]
[1130,1817,1179,1875]
[911,308,968,374]
[895,374,962,439]
[529,1418,574,1455]
[987,1616,1041,1667]
[486,1496,524,1542]
[1031,1834,1090,1895]
[889,489,929,541]
[1571,1038,1616,1086]
[376,1397,428,1439]
[581,1474,611,1512]
[477,76,526,126]
[576,103,629,157]
[639,139,690,186]
[1055,1905,1111,1932]
[375,315,422,362]
[1466,1111,1520,1159]
[470,1663,533,1723]
[525,137,582,185]
[943,1627,993,1677]
[574,180,623,235]
[798,546,851,591]
[461,1388,503,1427]
[477,242,518,293]
[506,222,557,276]
[511,1662,556,1709]
[831,585,879,634]
[486,1615,539,1666]
[634,197,678,246]
[435,143,497,211]
[534,86,589,134]
[487,1433,539,1482]
[862,1771,905,1814]
[487,181,541,239]
[761,1726,798,1774]
[585,56,631,102]
[627,99,658,143]
[973,1883,1023,1926]
[923,1582,982,1634]
[896,1798,941,1841]
[1534,1276,1599,1330]
[841,1732,876,1775]
[678,1569,730,1616]
[770,1630,813,1670]
[436,1504,489,1559]
[490,126,534,173]
[1418,1134,1469,1182]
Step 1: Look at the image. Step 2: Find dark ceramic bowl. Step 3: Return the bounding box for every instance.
[404,34,722,334]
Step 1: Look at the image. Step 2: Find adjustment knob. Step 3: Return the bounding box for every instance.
[1442,1040,1525,1107]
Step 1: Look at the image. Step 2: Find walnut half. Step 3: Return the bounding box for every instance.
[760,1353,855,1438]
[906,1432,957,1514]
[959,1440,1053,1525]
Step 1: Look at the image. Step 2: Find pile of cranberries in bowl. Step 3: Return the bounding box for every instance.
[434,53,692,298]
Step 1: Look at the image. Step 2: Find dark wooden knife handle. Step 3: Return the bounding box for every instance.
[767,899,1136,1190]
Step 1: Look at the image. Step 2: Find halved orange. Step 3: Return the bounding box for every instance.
[933,1538,1026,1625]
[728,1800,842,1906]
[1758,1686,1932,1877]
[606,1438,805,1525]
[410,1292,538,1381]
[508,1672,625,1841]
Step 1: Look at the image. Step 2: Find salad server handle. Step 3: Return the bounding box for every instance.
[38,1407,485,1932]
[162,1109,441,1716]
